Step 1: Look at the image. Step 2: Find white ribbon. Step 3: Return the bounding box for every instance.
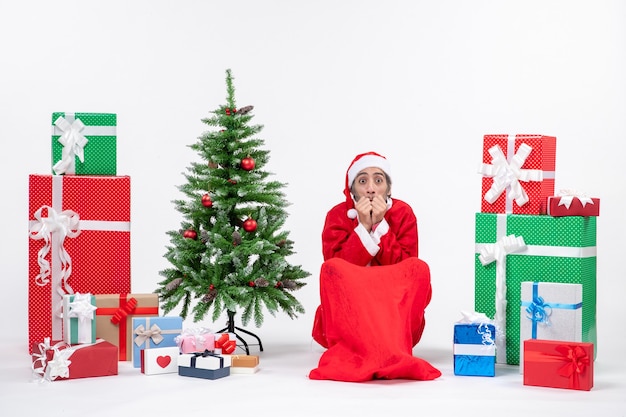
[66,292,96,344]
[52,115,89,175]
[478,234,527,362]
[479,140,543,212]
[175,327,213,351]
[557,189,595,209]
[32,338,103,382]
[28,205,80,289]
[456,311,499,347]
[28,175,131,340]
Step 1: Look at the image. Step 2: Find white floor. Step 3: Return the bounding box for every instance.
[2,333,624,417]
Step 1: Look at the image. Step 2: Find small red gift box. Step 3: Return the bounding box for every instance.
[523,339,593,391]
[479,134,556,215]
[28,174,131,353]
[547,193,600,217]
[31,338,118,381]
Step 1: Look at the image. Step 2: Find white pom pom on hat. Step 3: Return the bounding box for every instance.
[343,151,392,219]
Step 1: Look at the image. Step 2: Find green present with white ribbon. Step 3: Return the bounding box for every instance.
[474,212,596,365]
[51,112,117,175]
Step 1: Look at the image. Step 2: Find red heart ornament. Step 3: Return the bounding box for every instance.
[157,355,171,368]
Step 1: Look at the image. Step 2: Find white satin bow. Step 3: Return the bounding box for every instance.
[52,116,89,175]
[479,143,543,208]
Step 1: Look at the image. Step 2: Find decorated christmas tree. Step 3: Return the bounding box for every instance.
[156,69,309,340]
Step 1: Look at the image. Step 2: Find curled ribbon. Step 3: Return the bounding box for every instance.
[31,338,71,382]
[525,295,552,326]
[32,338,104,382]
[478,234,527,361]
[133,323,164,346]
[28,205,81,289]
[479,143,543,208]
[457,311,498,346]
[557,189,595,209]
[52,116,89,175]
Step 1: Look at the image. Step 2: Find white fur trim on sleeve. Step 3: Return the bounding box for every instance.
[354,223,380,257]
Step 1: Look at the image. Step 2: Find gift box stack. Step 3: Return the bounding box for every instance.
[28,112,129,381]
[28,112,259,382]
[473,134,598,391]
[27,113,173,381]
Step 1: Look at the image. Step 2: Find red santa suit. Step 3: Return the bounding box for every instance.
[309,152,440,382]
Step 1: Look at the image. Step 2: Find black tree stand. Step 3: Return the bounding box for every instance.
[217,310,264,355]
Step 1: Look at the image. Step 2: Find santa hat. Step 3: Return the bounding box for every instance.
[344,151,392,219]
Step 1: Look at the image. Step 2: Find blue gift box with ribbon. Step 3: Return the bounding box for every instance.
[131,316,183,368]
[519,281,583,373]
[453,322,496,377]
[178,351,231,380]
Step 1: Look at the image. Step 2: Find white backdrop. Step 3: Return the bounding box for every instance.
[1,0,625,362]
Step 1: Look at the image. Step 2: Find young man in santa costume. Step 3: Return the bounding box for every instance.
[309,151,440,382]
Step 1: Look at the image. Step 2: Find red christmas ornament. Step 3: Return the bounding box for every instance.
[242,217,257,232]
[209,284,214,290]
[248,281,255,287]
[201,193,213,207]
[240,156,255,171]
[225,108,231,116]
[275,281,283,288]
[183,229,197,240]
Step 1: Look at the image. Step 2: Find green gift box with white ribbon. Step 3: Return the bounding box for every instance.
[51,112,117,175]
[474,212,596,365]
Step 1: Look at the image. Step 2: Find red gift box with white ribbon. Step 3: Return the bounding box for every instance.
[28,174,131,353]
[31,338,118,382]
[478,134,556,215]
[547,190,600,217]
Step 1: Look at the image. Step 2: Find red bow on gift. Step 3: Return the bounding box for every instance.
[215,333,236,354]
[555,344,590,388]
[110,297,138,325]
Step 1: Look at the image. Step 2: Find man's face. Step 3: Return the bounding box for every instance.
[351,167,390,201]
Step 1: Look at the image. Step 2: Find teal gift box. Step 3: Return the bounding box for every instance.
[63,293,97,344]
[131,316,183,368]
[474,212,596,365]
[51,112,117,175]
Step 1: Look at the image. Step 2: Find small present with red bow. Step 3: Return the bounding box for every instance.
[214,332,237,354]
[523,339,594,391]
